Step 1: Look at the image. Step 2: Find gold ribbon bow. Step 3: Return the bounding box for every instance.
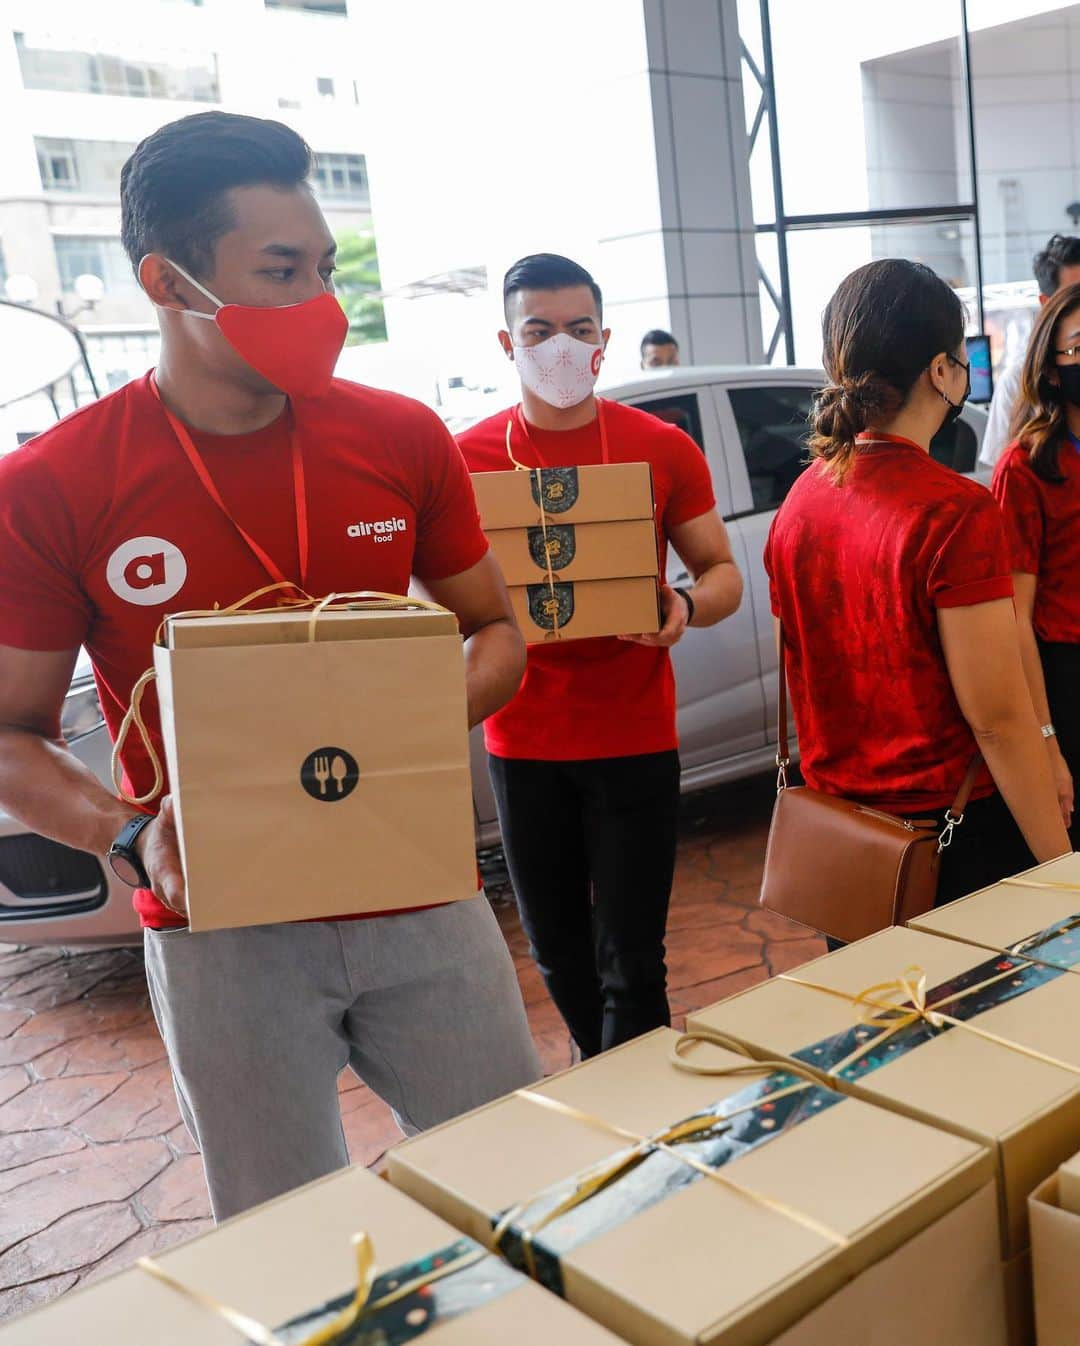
[111,582,451,807]
[492,1058,848,1281]
[137,1231,485,1345]
[781,962,1080,1080]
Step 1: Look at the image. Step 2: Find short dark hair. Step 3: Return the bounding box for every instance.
[640,328,678,356]
[120,111,313,278]
[1033,234,1080,297]
[502,253,602,321]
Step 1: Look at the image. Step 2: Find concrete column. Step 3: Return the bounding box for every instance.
[596,0,763,366]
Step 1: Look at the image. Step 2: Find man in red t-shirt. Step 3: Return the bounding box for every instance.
[0,112,540,1221]
[458,254,742,1057]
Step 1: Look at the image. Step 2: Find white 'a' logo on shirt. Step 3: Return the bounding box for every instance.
[106,536,189,606]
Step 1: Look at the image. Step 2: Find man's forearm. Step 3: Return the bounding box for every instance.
[0,727,135,856]
[462,617,526,728]
[684,561,743,627]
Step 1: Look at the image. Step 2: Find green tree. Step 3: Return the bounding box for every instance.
[334,230,388,345]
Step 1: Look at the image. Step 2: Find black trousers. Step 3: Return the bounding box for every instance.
[825,789,1035,952]
[1040,640,1080,851]
[488,750,681,1057]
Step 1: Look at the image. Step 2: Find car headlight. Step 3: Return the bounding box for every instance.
[61,683,105,741]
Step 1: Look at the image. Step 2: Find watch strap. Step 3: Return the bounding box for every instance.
[674,586,696,626]
[108,813,154,888]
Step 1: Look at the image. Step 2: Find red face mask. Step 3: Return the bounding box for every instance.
[165,258,349,398]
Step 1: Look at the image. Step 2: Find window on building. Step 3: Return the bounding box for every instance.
[54,236,136,294]
[728,385,815,512]
[312,152,369,202]
[316,76,335,99]
[36,140,78,191]
[265,1,348,13]
[16,34,219,101]
[36,139,135,195]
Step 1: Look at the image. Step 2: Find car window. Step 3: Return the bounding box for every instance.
[928,417,978,474]
[728,385,815,512]
[626,392,705,452]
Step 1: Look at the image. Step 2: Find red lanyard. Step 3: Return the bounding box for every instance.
[151,376,309,589]
[506,398,611,468]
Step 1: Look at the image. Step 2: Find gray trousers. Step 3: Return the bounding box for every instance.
[144,896,541,1221]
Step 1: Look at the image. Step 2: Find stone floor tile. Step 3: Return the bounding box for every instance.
[0,1203,141,1287]
[75,1060,181,1143]
[0,1073,128,1133]
[136,1154,212,1223]
[0,1272,79,1320]
[0,1129,86,1178]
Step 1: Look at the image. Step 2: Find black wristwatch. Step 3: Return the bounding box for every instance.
[107,814,155,889]
[674,586,696,626]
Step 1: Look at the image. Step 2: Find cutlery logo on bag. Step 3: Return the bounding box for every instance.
[300,747,359,802]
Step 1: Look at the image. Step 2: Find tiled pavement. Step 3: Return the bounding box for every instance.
[0,773,823,1323]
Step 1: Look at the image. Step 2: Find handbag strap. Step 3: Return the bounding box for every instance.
[775,621,982,826]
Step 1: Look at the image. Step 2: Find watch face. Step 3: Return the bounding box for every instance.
[108,849,143,888]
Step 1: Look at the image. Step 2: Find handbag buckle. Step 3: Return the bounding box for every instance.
[775,753,790,794]
[937,809,963,853]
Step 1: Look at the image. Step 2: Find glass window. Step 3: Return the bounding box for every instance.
[728,385,815,512]
[312,152,369,202]
[753,2,970,220]
[54,236,136,293]
[627,393,705,451]
[784,217,978,366]
[35,139,134,194]
[16,34,219,101]
[316,76,335,98]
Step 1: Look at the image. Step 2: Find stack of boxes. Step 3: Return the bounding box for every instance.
[471,463,661,642]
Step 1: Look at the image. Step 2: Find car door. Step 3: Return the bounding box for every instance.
[623,387,766,768]
[717,381,818,748]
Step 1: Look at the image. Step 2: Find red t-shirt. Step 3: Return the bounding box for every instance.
[0,372,488,929]
[764,433,1014,812]
[457,398,715,760]
[991,438,1080,644]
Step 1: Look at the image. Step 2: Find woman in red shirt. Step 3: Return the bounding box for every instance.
[992,283,1080,849]
[766,259,1068,913]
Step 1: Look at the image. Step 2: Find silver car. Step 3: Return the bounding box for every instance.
[0,366,988,945]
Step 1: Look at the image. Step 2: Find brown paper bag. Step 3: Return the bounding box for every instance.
[117,593,478,931]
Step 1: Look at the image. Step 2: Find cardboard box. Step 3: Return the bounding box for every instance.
[909,852,1080,971]
[1030,1174,1080,1346]
[153,604,477,930]
[0,1165,627,1346]
[389,1027,1001,1346]
[686,925,1080,1261]
[471,462,654,530]
[770,1185,1005,1346]
[1004,1248,1035,1346]
[488,518,659,586]
[168,605,461,649]
[509,575,661,643]
[1059,1147,1080,1213]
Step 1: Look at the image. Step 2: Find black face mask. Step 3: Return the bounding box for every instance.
[940,352,971,427]
[1056,363,1080,408]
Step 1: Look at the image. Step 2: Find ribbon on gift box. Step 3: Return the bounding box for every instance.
[111,582,451,807]
[488,1046,850,1297]
[776,936,1080,1085]
[137,1231,519,1346]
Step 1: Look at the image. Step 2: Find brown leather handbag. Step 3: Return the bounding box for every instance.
[758,627,982,945]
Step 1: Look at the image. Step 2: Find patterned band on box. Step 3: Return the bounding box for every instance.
[527,582,574,632]
[527,524,576,572]
[492,1069,844,1297]
[255,1238,520,1345]
[789,920,1080,1084]
[528,467,579,514]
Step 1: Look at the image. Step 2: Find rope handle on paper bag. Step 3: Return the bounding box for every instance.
[111,583,451,807]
